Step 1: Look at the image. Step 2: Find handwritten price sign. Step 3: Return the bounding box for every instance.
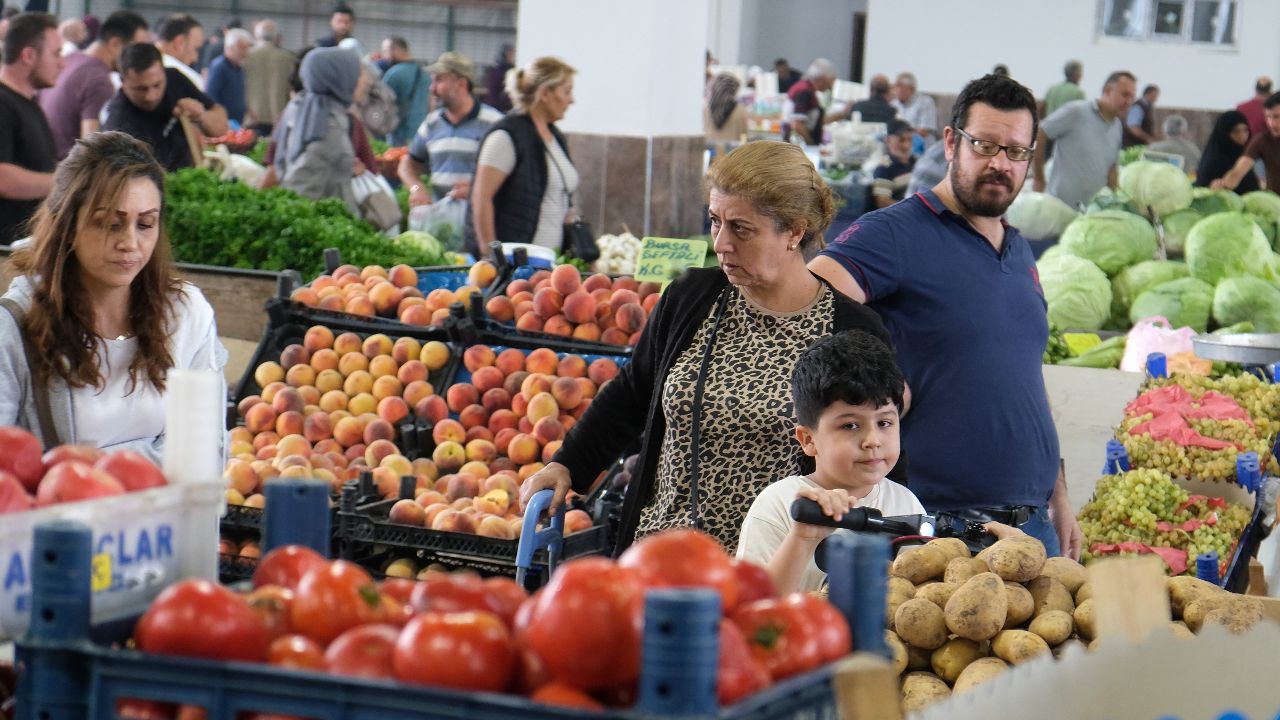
[635,237,708,288]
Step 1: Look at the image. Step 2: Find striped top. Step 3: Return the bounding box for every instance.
[408,100,503,199]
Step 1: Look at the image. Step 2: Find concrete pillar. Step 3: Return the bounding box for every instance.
[516,0,709,238]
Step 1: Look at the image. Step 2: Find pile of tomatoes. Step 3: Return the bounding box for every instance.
[205,128,257,148]
[119,529,851,717]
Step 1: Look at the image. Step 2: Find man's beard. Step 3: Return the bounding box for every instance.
[951,162,1020,218]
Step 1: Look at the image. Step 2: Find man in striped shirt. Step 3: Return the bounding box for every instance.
[398,51,502,208]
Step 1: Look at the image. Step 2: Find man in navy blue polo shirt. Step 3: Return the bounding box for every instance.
[810,73,1080,558]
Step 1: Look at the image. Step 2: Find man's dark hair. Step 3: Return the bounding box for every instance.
[1,6,20,20]
[2,12,57,65]
[225,17,242,30]
[156,13,200,43]
[388,36,408,52]
[1142,84,1159,96]
[792,331,904,428]
[119,41,162,75]
[99,10,148,45]
[1264,92,1280,110]
[869,75,890,97]
[289,46,314,93]
[774,57,789,67]
[334,4,355,18]
[949,73,1039,145]
[1103,70,1136,89]
[1259,78,1274,95]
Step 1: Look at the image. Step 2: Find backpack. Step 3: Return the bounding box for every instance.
[359,79,401,138]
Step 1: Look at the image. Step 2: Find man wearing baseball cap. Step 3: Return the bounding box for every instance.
[867,119,917,209]
[398,50,503,209]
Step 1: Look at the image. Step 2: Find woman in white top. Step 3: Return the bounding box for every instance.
[0,131,225,463]
[469,56,579,255]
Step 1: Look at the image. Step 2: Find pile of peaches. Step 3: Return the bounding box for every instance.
[484,265,659,346]
[288,261,500,327]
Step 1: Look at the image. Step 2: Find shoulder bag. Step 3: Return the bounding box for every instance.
[549,147,599,263]
[0,298,62,448]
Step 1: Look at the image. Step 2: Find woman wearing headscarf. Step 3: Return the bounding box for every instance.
[1197,110,1259,193]
[703,72,747,156]
[272,47,361,212]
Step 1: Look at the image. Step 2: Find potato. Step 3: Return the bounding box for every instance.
[991,629,1051,664]
[901,672,951,712]
[1073,598,1096,641]
[1040,556,1088,594]
[1028,610,1074,646]
[1003,582,1035,629]
[1074,581,1093,604]
[930,637,983,684]
[1202,596,1264,635]
[983,536,1047,582]
[1182,599,1210,633]
[887,592,912,630]
[1168,621,1195,639]
[944,556,989,585]
[906,643,933,671]
[886,630,909,675]
[1026,576,1075,618]
[945,572,1008,641]
[892,544,949,584]
[887,576,916,599]
[914,582,958,609]
[928,537,971,562]
[895,598,950,650]
[1166,575,1223,616]
[952,657,1008,693]
[1052,637,1087,658]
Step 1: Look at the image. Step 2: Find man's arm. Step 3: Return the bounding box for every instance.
[1048,460,1082,560]
[808,255,867,303]
[1210,155,1257,191]
[197,104,229,137]
[79,118,100,138]
[1032,128,1049,192]
[791,117,816,145]
[0,165,54,201]
[398,153,431,207]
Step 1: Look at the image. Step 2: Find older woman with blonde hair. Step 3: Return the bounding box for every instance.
[519,140,892,553]
[468,55,578,256]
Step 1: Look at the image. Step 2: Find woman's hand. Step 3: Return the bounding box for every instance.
[353,159,367,177]
[518,461,572,516]
[790,485,857,541]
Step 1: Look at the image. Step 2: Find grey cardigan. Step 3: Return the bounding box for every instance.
[0,275,228,464]
[276,99,358,216]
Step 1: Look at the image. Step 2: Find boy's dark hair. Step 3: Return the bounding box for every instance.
[334,4,355,18]
[1258,78,1273,95]
[3,12,56,65]
[119,41,162,75]
[791,330,904,427]
[99,10,148,45]
[1265,92,1280,110]
[949,73,1038,146]
[157,13,200,43]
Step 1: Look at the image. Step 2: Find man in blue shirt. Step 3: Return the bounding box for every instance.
[380,36,429,147]
[203,28,250,125]
[868,119,917,210]
[810,73,1080,558]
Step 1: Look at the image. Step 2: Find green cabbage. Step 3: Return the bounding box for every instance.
[1119,161,1193,218]
[1184,212,1275,285]
[1242,191,1280,249]
[1086,186,1138,215]
[1007,191,1081,241]
[1249,212,1278,246]
[1037,253,1112,329]
[395,230,443,258]
[1059,209,1158,276]
[1160,208,1201,257]
[1190,187,1244,216]
[1111,260,1189,326]
[1038,243,1068,263]
[1212,277,1280,332]
[1128,277,1214,332]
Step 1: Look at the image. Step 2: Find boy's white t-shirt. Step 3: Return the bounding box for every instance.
[736,475,927,593]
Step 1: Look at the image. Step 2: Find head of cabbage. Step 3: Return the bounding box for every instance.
[1212,276,1280,332]
[1128,277,1214,332]
[1118,161,1193,218]
[1111,260,1189,327]
[1160,208,1201,257]
[1059,209,1158,276]
[1184,212,1276,285]
[1190,187,1244,216]
[1006,191,1080,241]
[1242,191,1280,249]
[1037,253,1112,330]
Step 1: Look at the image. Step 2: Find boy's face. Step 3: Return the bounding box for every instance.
[796,400,901,494]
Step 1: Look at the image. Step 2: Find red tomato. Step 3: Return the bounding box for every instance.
[393,611,515,692]
[730,597,823,680]
[731,559,777,608]
[523,557,645,691]
[530,682,605,710]
[266,634,326,670]
[378,577,418,605]
[0,470,35,513]
[784,593,850,664]
[36,460,124,506]
[134,580,266,662]
[717,619,771,704]
[115,699,176,719]
[246,585,295,643]
[376,593,414,627]
[95,450,167,491]
[618,528,739,612]
[290,560,381,644]
[482,576,529,628]
[324,623,400,679]
[409,572,499,616]
[175,706,207,720]
[42,443,104,469]
[0,426,43,492]
[252,545,327,591]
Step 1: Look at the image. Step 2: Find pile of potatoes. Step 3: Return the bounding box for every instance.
[887,536,1266,713]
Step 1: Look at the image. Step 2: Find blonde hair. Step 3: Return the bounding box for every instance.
[506,56,576,113]
[705,140,835,251]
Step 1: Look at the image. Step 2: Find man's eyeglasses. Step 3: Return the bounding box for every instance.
[954,127,1035,162]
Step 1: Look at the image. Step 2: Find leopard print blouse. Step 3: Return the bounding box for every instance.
[637,283,836,552]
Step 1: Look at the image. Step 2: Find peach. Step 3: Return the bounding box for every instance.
[413,457,439,482]
[512,291,535,306]
[588,358,619,385]
[518,462,545,482]
[335,352,366,377]
[397,360,429,386]
[344,295,376,317]
[317,294,344,312]
[471,366,505,394]
[454,285,482,306]
[425,288,456,312]
[254,361,285,389]
[511,394,529,418]
[521,373,553,401]
[493,428,519,455]
[378,396,410,425]
[314,369,344,394]
[285,364,317,388]
[279,343,311,370]
[432,307,454,327]
[518,417,534,434]
[446,383,480,413]
[389,263,419,289]
[572,323,602,342]
[557,355,587,379]
[319,390,349,413]
[571,399,592,419]
[525,348,559,376]
[529,270,552,286]
[433,441,466,473]
[343,442,368,462]
[403,379,435,408]
[485,295,515,322]
[371,375,403,401]
[637,280,662,298]
[643,292,660,314]
[481,388,512,413]
[532,417,564,445]
[276,433,312,459]
[388,498,427,526]
[432,508,477,534]
[543,315,572,337]
[314,438,343,455]
[245,403,278,433]
[362,334,393,358]
[489,348,522,375]
[532,288,563,319]
[237,395,263,418]
[400,304,433,326]
[291,287,319,307]
[507,433,540,465]
[360,264,389,281]
[415,395,450,424]
[488,408,519,432]
[445,472,480,501]
[458,404,489,430]
[329,332,358,356]
[601,328,631,346]
[515,313,544,332]
[596,299,614,322]
[476,514,515,539]
[542,439,563,464]
[506,279,533,297]
[272,387,305,415]
[463,345,497,373]
[503,371,529,398]
[256,444,280,461]
[380,453,414,479]
[565,509,593,534]
[610,289,640,309]
[275,410,305,437]
[423,502,451,528]
[348,392,378,417]
[562,291,596,325]
[420,341,451,371]
[612,276,639,292]
[303,412,333,443]
[224,460,259,495]
[468,260,498,288]
[465,426,494,444]
[365,438,399,467]
[364,419,396,446]
[482,473,519,497]
[229,426,254,445]
[465,438,498,463]
[367,465,398,498]
[367,354,397,380]
[370,282,404,316]
[549,264,581,295]
[583,273,612,293]
[526,392,560,425]
[559,414,577,432]
[459,460,491,479]
[615,303,646,334]
[252,431,281,452]
[343,370,374,396]
[416,490,447,507]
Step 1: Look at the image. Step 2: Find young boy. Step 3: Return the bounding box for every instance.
[736,330,925,594]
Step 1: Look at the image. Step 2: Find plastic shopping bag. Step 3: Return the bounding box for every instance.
[408,197,467,253]
[351,172,402,232]
[1119,316,1196,373]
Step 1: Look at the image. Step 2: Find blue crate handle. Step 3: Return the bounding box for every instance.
[262,479,331,556]
[1103,438,1131,475]
[824,532,890,659]
[514,489,565,587]
[1196,550,1221,585]
[636,589,720,715]
[20,520,95,720]
[1146,352,1168,379]
[1235,452,1261,493]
